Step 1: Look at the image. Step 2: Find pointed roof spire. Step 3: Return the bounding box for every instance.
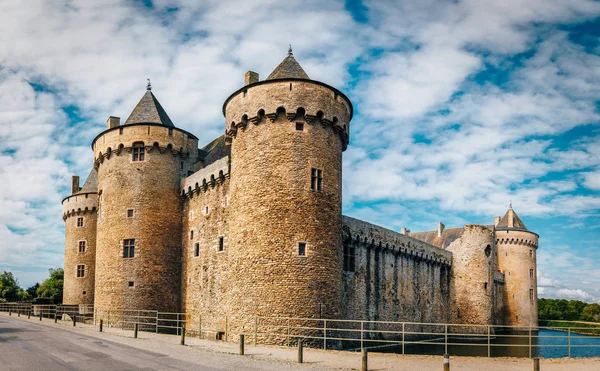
[266,47,310,80]
[496,206,528,231]
[124,87,175,127]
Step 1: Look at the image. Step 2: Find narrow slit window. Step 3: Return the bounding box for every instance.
[529,289,534,301]
[123,239,135,258]
[298,242,306,256]
[218,236,224,252]
[168,128,173,136]
[78,240,86,253]
[194,243,200,257]
[76,265,85,278]
[311,168,323,191]
[190,230,194,240]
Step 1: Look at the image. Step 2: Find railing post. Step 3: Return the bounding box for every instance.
[568,328,571,358]
[529,326,532,359]
[225,315,228,342]
[100,319,103,332]
[199,314,202,339]
[287,318,291,347]
[533,357,540,371]
[488,326,491,357]
[402,322,405,355]
[28,310,30,319]
[73,315,76,327]
[180,325,186,345]
[444,324,448,355]
[40,311,43,321]
[360,321,364,351]
[443,353,450,371]
[323,319,327,350]
[362,348,368,371]
[298,338,304,363]
[254,316,258,346]
[239,334,245,355]
[134,323,139,338]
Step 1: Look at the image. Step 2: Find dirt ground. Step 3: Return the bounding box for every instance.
[2,313,599,370]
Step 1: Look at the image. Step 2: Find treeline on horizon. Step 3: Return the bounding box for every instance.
[539,298,600,322]
[0,269,63,304]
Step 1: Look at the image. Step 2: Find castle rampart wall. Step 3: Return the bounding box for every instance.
[341,216,452,325]
[62,193,98,305]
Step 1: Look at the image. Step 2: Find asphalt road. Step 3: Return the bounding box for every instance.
[0,315,272,371]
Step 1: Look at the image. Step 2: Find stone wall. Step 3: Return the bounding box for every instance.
[93,124,198,314]
[496,229,539,326]
[62,193,97,305]
[444,225,495,326]
[341,216,452,325]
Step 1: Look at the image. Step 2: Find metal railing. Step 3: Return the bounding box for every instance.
[1,303,599,358]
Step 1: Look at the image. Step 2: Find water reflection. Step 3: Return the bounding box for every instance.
[371,329,600,358]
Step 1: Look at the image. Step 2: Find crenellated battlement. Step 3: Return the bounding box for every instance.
[343,215,452,266]
[223,80,352,150]
[496,237,538,248]
[181,157,229,198]
[92,123,199,169]
[62,193,98,220]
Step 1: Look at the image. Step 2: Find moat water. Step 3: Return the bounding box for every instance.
[369,329,600,358]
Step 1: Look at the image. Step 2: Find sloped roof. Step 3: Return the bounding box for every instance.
[266,54,310,80]
[496,208,528,230]
[410,227,466,249]
[198,135,230,168]
[76,168,97,194]
[124,90,174,127]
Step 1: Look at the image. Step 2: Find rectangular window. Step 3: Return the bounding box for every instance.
[218,236,224,252]
[76,265,85,278]
[343,242,356,272]
[311,168,323,191]
[123,239,135,258]
[484,282,488,290]
[168,128,173,136]
[194,243,200,257]
[530,289,534,301]
[298,242,306,256]
[529,269,534,278]
[128,281,135,288]
[190,230,194,240]
[132,145,145,162]
[296,122,304,131]
[76,217,84,228]
[127,208,134,218]
[78,240,86,253]
[529,249,533,257]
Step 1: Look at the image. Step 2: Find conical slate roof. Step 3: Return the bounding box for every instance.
[496,208,528,230]
[76,168,98,194]
[124,90,174,127]
[266,50,310,80]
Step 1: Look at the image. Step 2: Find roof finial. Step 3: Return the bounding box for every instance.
[510,200,512,209]
[146,78,152,91]
[288,44,293,56]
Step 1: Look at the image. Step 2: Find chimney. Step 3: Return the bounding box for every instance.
[437,222,445,237]
[71,176,80,194]
[244,71,259,86]
[400,228,410,235]
[107,116,120,129]
[494,216,501,226]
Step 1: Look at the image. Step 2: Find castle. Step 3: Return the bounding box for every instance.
[61,50,539,329]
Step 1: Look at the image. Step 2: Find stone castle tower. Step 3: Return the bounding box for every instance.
[62,51,538,332]
[223,49,352,318]
[495,207,539,326]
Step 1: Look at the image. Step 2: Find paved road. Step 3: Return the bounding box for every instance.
[0,315,299,371]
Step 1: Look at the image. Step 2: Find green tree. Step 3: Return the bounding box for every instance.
[581,304,600,322]
[26,283,39,298]
[36,268,64,304]
[0,271,21,302]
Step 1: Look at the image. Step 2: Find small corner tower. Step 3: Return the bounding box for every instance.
[223,49,353,319]
[62,169,98,305]
[495,206,539,326]
[92,85,199,315]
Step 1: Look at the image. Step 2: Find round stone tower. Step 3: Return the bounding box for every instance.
[62,170,98,305]
[223,50,353,319]
[495,207,539,326]
[92,87,198,315]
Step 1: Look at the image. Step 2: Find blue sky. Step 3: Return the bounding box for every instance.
[0,0,598,302]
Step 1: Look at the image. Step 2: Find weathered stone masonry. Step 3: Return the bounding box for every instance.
[62,51,538,333]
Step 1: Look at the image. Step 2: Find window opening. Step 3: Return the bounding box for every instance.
[78,240,86,253]
[123,239,135,258]
[311,168,323,190]
[298,242,306,256]
[194,243,200,257]
[296,122,304,131]
[343,242,356,272]
[132,143,145,162]
[127,209,134,218]
[76,265,85,278]
[77,217,84,228]
[218,236,224,252]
